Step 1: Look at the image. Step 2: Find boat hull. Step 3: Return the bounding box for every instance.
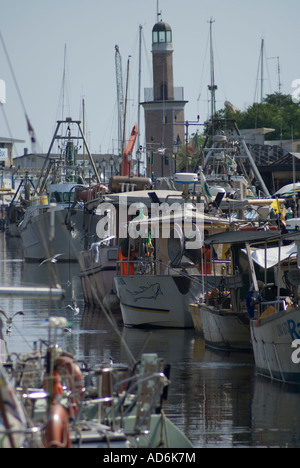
[189,303,203,334]
[200,305,251,351]
[115,274,202,328]
[79,246,119,308]
[20,207,99,262]
[250,307,300,384]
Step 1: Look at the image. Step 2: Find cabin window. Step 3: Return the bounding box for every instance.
[50,191,75,203]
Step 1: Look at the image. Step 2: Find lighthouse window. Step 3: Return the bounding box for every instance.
[153,29,172,44]
[159,31,165,42]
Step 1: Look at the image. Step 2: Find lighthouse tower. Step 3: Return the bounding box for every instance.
[142,15,187,178]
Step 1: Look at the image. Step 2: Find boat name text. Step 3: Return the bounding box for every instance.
[276,319,300,341]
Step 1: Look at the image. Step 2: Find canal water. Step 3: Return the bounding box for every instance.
[1,232,300,448]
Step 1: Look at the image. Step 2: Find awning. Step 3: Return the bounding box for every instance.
[273,182,300,198]
[242,242,297,269]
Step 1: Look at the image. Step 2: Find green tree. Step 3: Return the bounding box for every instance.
[176,132,206,171]
[215,93,300,140]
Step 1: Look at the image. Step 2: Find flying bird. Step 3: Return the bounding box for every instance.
[39,253,63,266]
[65,299,80,315]
[0,310,25,335]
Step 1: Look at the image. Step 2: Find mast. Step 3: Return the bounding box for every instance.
[208,18,217,121]
[260,38,264,103]
[82,97,86,180]
[62,44,67,120]
[137,25,142,153]
[254,38,265,104]
[121,56,131,176]
[115,45,125,156]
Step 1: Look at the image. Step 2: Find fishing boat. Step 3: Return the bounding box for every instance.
[19,119,103,262]
[248,233,300,384]
[195,16,272,218]
[114,174,231,328]
[19,180,105,263]
[195,229,282,351]
[3,315,193,448]
[78,176,152,308]
[196,119,289,227]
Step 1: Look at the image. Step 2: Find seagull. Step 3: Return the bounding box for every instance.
[39,253,63,266]
[0,317,7,363]
[63,325,73,334]
[0,310,25,335]
[65,300,80,315]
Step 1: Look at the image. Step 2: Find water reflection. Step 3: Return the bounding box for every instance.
[1,233,300,447]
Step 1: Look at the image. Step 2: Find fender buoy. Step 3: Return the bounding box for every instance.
[79,184,108,202]
[44,403,71,448]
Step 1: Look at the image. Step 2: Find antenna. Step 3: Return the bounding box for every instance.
[268,54,282,142]
[156,0,162,21]
[268,55,281,94]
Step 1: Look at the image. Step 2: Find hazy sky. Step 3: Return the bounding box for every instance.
[0,0,299,158]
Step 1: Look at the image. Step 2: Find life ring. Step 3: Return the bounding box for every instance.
[43,369,63,398]
[44,402,71,448]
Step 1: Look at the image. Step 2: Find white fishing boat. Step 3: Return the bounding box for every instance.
[19,119,103,262]
[196,229,282,351]
[250,306,300,384]
[114,175,231,328]
[248,233,300,383]
[20,182,93,262]
[199,304,251,351]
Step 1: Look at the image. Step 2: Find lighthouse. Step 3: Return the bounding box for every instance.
[142,15,187,178]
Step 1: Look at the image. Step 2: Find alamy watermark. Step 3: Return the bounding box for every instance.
[95,197,204,250]
[291,339,300,364]
[292,79,300,104]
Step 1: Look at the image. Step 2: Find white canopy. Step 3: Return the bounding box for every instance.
[273,182,300,198]
[242,243,297,269]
